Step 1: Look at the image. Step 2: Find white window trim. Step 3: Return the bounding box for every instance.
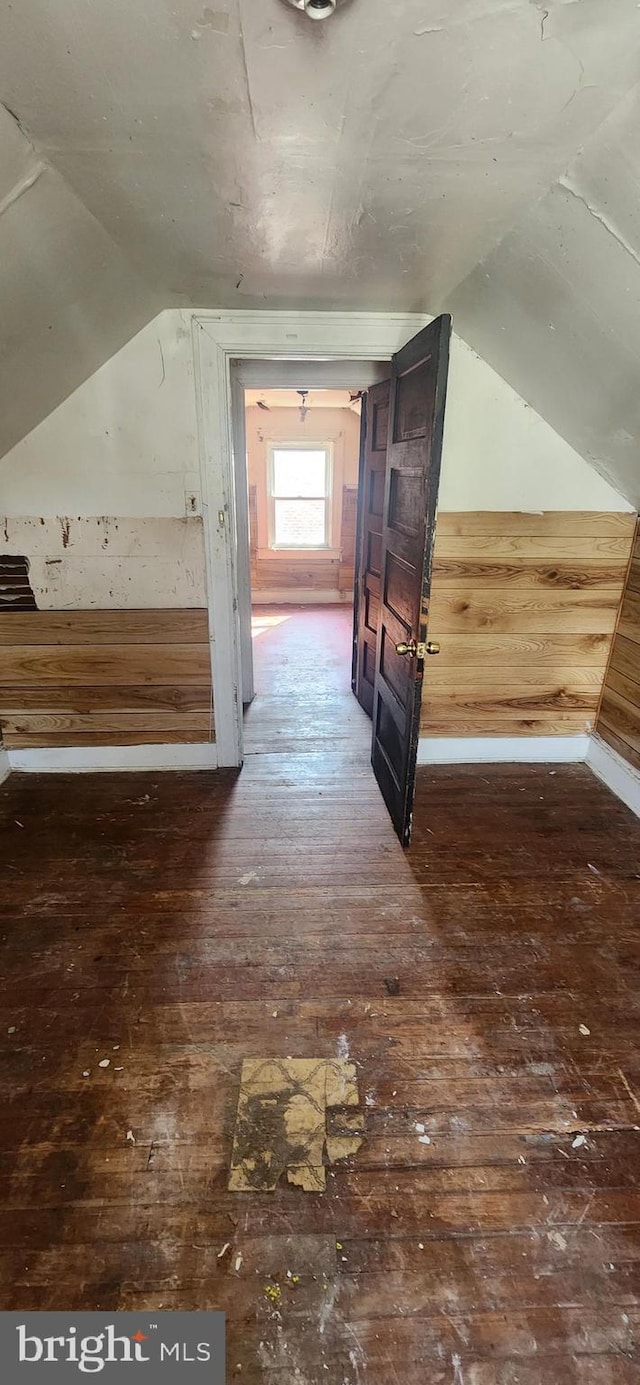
[191,309,430,764]
[266,440,334,554]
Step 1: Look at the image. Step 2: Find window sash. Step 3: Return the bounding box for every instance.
[267,445,332,549]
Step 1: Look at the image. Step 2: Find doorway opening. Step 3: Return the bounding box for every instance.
[240,385,371,757]
[225,316,451,844]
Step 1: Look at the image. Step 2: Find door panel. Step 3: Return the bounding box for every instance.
[352,379,391,717]
[371,315,451,846]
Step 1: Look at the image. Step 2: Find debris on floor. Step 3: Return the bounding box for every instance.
[238,871,258,886]
[228,1057,365,1193]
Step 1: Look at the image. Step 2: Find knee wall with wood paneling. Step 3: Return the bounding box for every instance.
[595,518,640,770]
[0,610,213,749]
[420,511,636,738]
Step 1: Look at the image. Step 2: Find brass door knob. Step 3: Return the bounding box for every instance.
[395,639,441,659]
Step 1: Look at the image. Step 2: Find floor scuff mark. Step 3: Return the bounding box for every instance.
[617,1067,640,1118]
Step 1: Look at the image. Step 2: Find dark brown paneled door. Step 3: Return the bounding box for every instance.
[352,379,391,717]
[371,315,451,847]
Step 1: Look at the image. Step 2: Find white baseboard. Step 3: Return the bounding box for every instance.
[586,733,640,819]
[8,743,219,773]
[252,590,351,605]
[417,735,590,765]
[0,748,10,785]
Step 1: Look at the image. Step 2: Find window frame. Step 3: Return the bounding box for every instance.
[266,441,334,552]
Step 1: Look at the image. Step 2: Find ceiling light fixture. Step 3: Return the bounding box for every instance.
[297,389,310,423]
[283,0,348,20]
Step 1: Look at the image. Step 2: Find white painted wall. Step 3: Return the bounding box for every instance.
[1,309,199,516]
[441,339,632,512]
[0,309,207,607]
[0,310,630,615]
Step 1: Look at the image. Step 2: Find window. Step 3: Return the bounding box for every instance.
[268,445,332,549]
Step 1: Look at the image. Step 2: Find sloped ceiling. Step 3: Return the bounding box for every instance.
[446,87,640,503]
[0,104,162,459]
[0,0,639,499]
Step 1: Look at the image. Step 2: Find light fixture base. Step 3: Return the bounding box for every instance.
[282,0,348,19]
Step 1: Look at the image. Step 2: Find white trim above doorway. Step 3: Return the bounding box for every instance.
[232,359,391,389]
[192,311,430,766]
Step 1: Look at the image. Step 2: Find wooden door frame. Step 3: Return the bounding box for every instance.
[192,311,430,766]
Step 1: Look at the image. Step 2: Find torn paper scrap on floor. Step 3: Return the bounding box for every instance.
[228,1057,365,1193]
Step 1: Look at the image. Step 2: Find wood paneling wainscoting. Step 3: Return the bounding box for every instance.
[338,485,358,596]
[0,610,213,749]
[596,517,640,770]
[421,511,636,738]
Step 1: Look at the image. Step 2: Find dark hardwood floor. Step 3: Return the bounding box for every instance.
[1,607,640,1381]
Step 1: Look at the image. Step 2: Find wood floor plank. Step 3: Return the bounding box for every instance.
[1,605,640,1381]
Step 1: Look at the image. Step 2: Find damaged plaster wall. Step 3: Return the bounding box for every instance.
[0,518,206,611]
[0,309,630,617]
[0,311,207,609]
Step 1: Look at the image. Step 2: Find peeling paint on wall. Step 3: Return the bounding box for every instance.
[0,555,37,610]
[0,517,207,609]
[0,314,208,611]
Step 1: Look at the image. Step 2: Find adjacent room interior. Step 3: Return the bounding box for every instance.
[2,0,640,1379]
[242,385,370,758]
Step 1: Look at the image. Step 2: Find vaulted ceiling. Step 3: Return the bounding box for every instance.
[1,0,639,499]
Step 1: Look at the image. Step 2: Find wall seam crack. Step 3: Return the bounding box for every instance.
[558,175,640,272]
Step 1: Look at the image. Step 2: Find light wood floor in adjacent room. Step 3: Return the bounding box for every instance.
[1,604,640,1382]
